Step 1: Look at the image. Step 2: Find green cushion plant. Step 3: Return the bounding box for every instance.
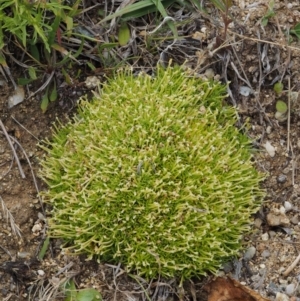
[39,65,265,281]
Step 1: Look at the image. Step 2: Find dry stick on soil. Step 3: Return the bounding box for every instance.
[283,253,300,277]
[0,119,25,179]
[290,142,296,186]
[228,30,300,52]
[0,154,14,180]
[255,30,272,126]
[11,115,40,142]
[287,77,291,153]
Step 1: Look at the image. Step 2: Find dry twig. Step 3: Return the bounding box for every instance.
[0,119,25,178]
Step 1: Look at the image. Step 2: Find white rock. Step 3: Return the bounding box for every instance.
[261,233,269,241]
[275,292,289,301]
[8,86,25,108]
[279,206,286,214]
[266,126,272,134]
[37,270,45,276]
[239,86,252,96]
[285,283,295,296]
[264,141,276,157]
[204,68,215,79]
[84,76,100,88]
[259,263,266,269]
[32,223,42,233]
[284,201,293,212]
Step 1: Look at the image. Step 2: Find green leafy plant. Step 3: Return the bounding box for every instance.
[290,23,300,40]
[64,280,101,301]
[0,0,85,111]
[275,100,288,122]
[273,82,283,95]
[40,65,265,281]
[209,0,233,39]
[261,0,275,26]
[99,0,180,40]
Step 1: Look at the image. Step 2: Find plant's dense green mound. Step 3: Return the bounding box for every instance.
[40,66,265,280]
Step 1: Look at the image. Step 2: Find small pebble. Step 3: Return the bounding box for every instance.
[37,270,45,277]
[254,218,263,229]
[259,263,266,269]
[277,174,287,183]
[291,215,299,225]
[286,283,295,296]
[204,68,215,79]
[279,206,286,214]
[262,250,271,258]
[244,246,256,261]
[32,223,42,233]
[261,233,269,241]
[17,252,31,259]
[266,125,272,134]
[264,141,276,157]
[275,292,289,301]
[284,201,293,212]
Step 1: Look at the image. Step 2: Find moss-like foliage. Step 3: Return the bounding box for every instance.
[40,66,265,280]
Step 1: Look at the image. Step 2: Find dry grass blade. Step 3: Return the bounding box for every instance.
[0,196,22,238]
[29,277,68,301]
[0,119,25,179]
[7,135,45,214]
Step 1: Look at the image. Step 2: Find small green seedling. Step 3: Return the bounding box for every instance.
[273,82,283,95]
[38,237,50,260]
[275,100,288,122]
[290,23,300,40]
[209,0,233,39]
[118,22,131,46]
[276,100,287,113]
[64,280,101,301]
[261,0,275,26]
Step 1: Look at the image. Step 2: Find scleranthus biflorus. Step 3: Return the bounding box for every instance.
[39,65,265,281]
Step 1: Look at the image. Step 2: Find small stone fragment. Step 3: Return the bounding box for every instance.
[286,283,295,296]
[254,218,263,229]
[267,207,290,227]
[275,292,289,301]
[244,246,256,261]
[8,86,25,108]
[37,270,45,277]
[204,68,214,79]
[290,215,299,225]
[32,223,42,233]
[84,76,101,89]
[266,126,272,134]
[284,201,293,212]
[264,141,276,157]
[261,250,270,258]
[277,174,287,183]
[17,252,31,259]
[261,232,269,241]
